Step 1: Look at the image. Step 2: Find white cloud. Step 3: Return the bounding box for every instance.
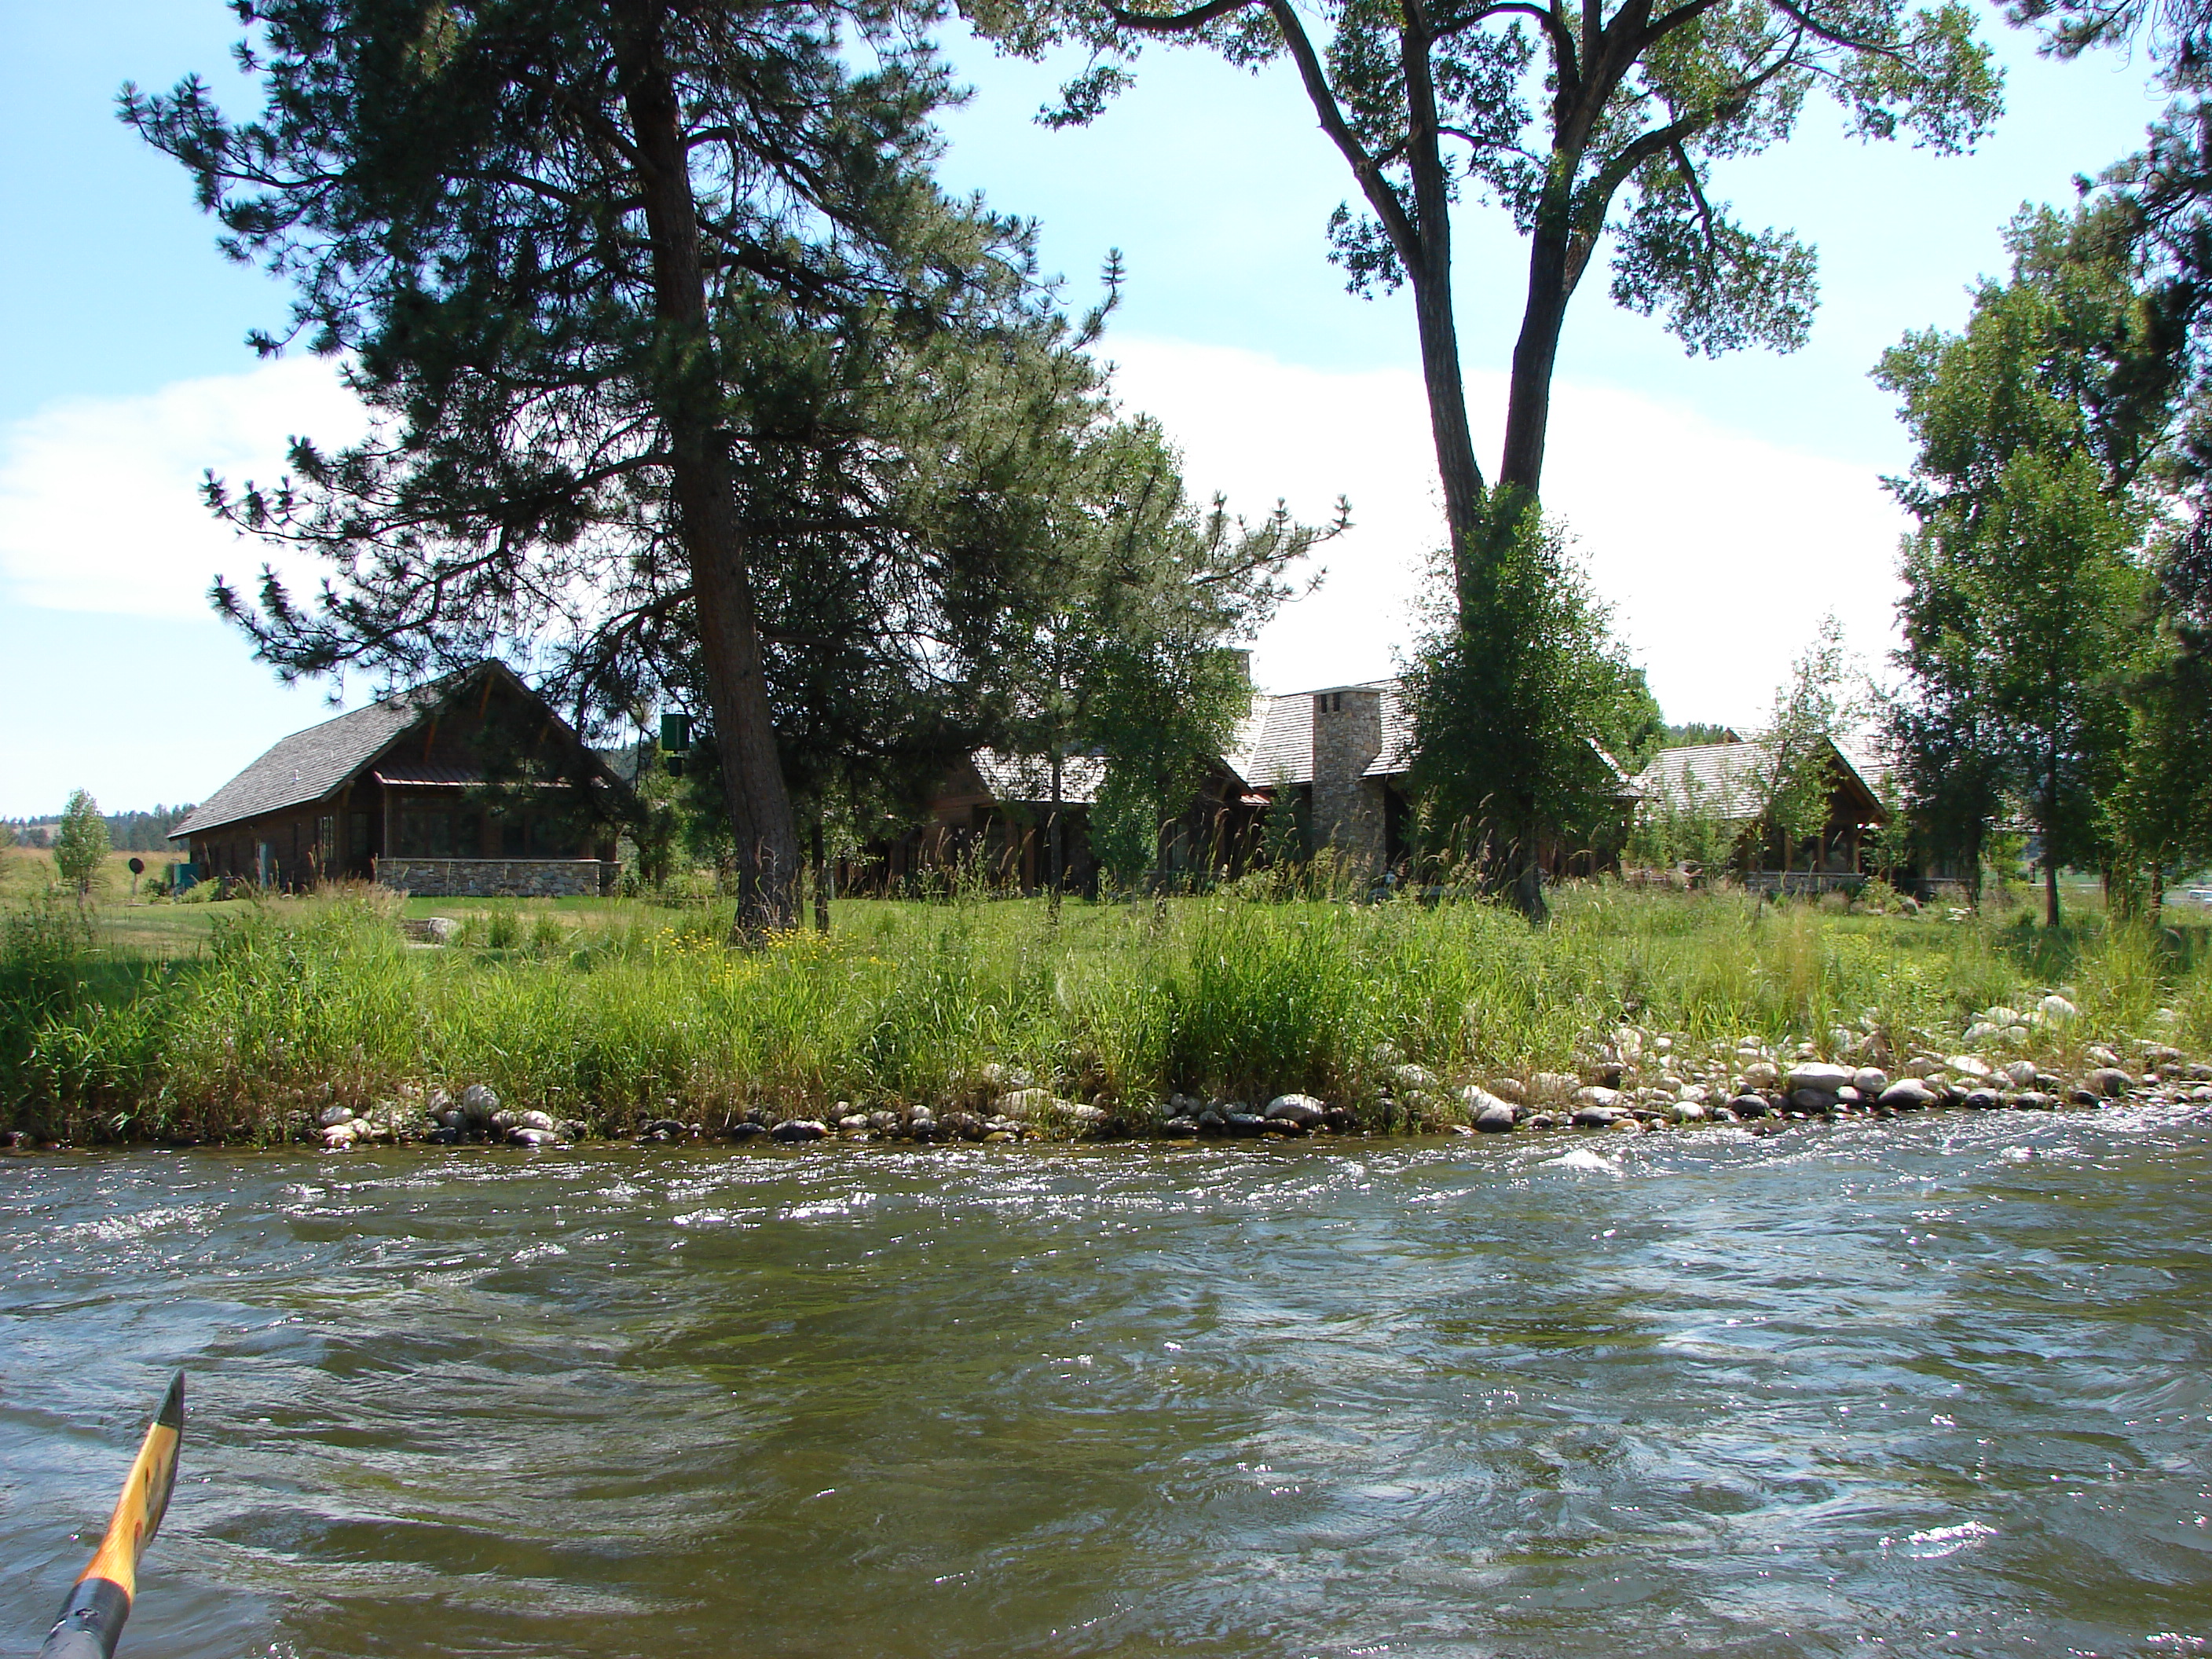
[0,343,1910,731]
[1107,336,1911,727]
[0,356,367,619]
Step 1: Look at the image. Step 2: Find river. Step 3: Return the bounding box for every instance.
[2,1108,2207,1657]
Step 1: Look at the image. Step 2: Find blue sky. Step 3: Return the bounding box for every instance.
[0,0,2179,816]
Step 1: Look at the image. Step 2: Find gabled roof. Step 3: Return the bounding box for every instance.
[169,661,620,841]
[1632,740,1771,820]
[1368,682,1415,778]
[971,750,1109,806]
[1226,691,1314,786]
[170,692,436,840]
[1632,734,1888,823]
[1221,678,1415,788]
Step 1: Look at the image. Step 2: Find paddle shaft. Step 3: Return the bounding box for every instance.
[38,1375,184,1659]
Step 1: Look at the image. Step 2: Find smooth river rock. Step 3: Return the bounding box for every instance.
[1785,1063,1853,1095]
[1265,1094,1328,1127]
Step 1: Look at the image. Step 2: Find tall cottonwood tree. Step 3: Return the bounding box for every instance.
[1879,206,2159,925]
[973,0,2000,588]
[127,0,1082,936]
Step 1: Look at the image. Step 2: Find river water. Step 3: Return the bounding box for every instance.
[2,1109,2208,1658]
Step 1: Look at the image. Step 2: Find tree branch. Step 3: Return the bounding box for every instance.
[1104,0,1262,31]
[1258,0,1426,268]
[1765,0,1908,61]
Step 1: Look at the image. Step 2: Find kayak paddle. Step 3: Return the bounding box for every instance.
[38,1373,185,1659]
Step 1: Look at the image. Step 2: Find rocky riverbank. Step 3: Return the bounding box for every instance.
[35,996,2191,1155]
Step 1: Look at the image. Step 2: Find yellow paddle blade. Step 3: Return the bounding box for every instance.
[79,1373,185,1600]
[41,1374,185,1659]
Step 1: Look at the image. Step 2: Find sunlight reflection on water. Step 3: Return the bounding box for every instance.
[1,1102,2207,1657]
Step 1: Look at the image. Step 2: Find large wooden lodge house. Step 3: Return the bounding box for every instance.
[168,662,628,896]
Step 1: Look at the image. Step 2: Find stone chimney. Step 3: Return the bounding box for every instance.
[1310,686,1384,870]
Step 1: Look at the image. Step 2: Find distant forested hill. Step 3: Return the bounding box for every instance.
[2,807,196,851]
[104,807,196,851]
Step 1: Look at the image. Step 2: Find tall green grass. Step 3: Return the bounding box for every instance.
[2,884,2206,1143]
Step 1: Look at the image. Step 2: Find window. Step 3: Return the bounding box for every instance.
[395,810,456,858]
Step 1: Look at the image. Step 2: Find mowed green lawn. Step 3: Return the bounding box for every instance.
[0,840,2198,963]
[3,848,646,955]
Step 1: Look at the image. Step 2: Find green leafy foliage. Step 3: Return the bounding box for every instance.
[1404,518,1657,918]
[1625,765,1742,877]
[973,0,2001,596]
[1756,616,1862,873]
[53,791,111,900]
[1878,204,2164,921]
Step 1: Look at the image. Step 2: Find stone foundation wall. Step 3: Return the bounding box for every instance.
[376,857,612,897]
[1743,871,1867,898]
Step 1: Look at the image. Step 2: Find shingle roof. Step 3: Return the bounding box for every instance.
[1632,740,1772,820]
[1368,680,1414,778]
[169,692,434,840]
[1221,678,1414,787]
[1632,736,1889,822]
[1835,737,1895,802]
[971,751,1109,805]
[1226,691,1315,786]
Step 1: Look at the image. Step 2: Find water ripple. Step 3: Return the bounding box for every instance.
[2,1111,2207,1656]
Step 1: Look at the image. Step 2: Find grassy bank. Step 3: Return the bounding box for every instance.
[2,883,2208,1144]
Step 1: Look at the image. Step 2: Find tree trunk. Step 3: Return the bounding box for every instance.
[1408,263,1487,584]
[1390,8,1487,591]
[2043,761,2061,928]
[1514,801,1548,925]
[811,817,830,934]
[1048,749,1064,925]
[616,0,800,939]
[1500,225,1573,500]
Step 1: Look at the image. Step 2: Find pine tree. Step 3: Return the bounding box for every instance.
[126,0,1097,936]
